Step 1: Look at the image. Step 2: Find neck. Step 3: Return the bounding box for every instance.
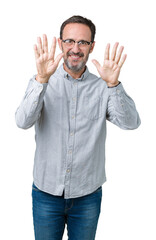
[63,63,86,79]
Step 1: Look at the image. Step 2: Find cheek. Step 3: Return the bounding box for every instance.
[84,50,90,58]
[62,48,69,58]
[61,44,68,54]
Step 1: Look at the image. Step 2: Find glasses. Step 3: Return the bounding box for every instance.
[62,39,92,49]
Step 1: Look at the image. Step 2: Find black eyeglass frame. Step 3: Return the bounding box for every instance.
[62,39,93,46]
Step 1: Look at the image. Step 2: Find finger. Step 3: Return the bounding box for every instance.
[110,42,119,60]
[115,46,124,64]
[92,59,101,71]
[43,34,48,53]
[37,37,43,54]
[104,43,110,61]
[118,54,127,68]
[34,44,40,59]
[49,37,56,59]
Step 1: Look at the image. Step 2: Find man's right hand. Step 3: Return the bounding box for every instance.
[34,34,64,83]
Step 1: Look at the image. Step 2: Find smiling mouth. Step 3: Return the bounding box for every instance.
[69,55,82,60]
[67,52,84,61]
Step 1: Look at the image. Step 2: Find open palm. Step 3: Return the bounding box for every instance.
[34,34,64,83]
[92,42,127,87]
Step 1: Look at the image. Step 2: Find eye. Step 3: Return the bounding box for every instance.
[79,40,88,45]
[65,39,74,44]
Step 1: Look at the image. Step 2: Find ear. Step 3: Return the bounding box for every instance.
[89,41,95,53]
[58,38,63,51]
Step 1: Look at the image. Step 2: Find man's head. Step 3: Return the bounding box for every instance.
[60,15,96,43]
[58,15,96,75]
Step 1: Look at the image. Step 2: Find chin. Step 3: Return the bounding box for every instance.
[65,60,86,73]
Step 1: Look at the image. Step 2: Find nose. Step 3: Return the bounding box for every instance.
[71,42,80,53]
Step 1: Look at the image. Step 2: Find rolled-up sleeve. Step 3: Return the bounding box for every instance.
[106,83,141,130]
[15,76,48,129]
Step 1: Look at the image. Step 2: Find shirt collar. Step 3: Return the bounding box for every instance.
[58,63,90,81]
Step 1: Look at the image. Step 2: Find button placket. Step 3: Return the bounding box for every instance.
[64,79,78,198]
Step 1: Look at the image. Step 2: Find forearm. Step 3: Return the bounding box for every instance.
[106,83,141,130]
[15,76,48,129]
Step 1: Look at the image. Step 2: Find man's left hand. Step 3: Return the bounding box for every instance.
[92,42,127,87]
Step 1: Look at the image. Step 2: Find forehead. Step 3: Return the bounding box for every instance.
[62,23,91,41]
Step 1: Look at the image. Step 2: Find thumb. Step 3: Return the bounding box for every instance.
[92,59,101,71]
[54,53,64,66]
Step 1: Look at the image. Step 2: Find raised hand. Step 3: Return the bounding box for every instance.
[34,34,64,83]
[92,42,127,87]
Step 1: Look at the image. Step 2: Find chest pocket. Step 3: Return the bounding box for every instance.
[83,95,103,120]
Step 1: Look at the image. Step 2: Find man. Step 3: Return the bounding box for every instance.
[15,15,141,240]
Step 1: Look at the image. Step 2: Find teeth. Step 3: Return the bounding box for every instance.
[70,55,80,58]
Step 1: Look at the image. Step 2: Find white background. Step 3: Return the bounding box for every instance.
[0,0,155,239]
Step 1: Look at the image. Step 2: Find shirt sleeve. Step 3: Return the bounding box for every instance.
[15,76,48,129]
[106,82,141,130]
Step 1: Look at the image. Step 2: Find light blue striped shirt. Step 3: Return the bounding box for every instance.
[15,64,141,199]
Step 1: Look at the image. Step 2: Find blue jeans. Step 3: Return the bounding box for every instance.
[32,183,102,240]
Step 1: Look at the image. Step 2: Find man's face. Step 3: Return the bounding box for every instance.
[58,23,95,73]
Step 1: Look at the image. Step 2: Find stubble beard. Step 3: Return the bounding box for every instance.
[64,51,90,73]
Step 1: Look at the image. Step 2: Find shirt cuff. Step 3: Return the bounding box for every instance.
[107,81,121,88]
[107,82,124,96]
[32,75,48,92]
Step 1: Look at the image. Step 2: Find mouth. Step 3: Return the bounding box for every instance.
[67,52,84,62]
[69,55,82,61]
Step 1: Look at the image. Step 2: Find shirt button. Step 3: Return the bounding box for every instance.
[72,97,76,101]
[68,150,72,154]
[72,115,75,119]
[67,169,70,173]
[117,90,120,94]
[34,101,37,104]
[38,86,43,90]
[70,132,74,136]
[74,82,77,85]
